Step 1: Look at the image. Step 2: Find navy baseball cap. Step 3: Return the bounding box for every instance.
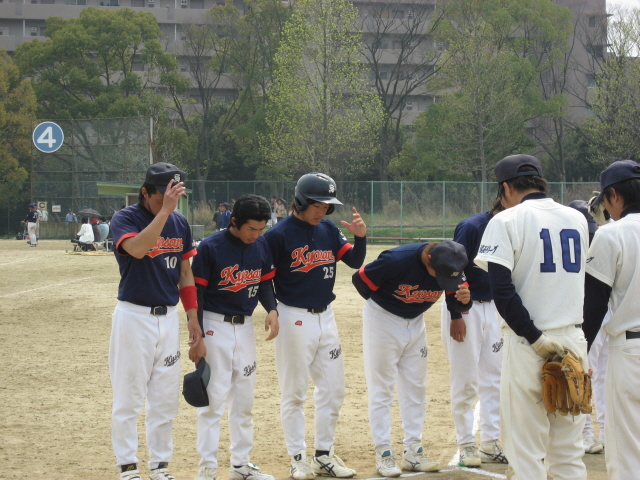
[29,203,37,207]
[430,240,468,292]
[592,160,640,205]
[494,154,543,183]
[145,162,186,195]
[182,358,210,408]
[568,200,597,234]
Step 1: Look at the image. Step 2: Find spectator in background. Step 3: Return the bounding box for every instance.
[66,209,78,223]
[92,219,102,242]
[72,217,95,251]
[98,217,110,243]
[24,203,40,247]
[275,199,288,222]
[220,202,231,230]
[213,205,223,231]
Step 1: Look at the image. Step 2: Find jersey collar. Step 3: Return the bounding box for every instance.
[520,192,547,203]
[621,206,640,218]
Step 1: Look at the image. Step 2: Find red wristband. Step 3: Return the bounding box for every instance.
[180,285,197,312]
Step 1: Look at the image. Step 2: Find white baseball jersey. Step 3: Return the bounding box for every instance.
[586,213,640,337]
[475,198,588,329]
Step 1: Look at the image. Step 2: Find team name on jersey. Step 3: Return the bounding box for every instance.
[478,244,499,255]
[219,265,262,292]
[147,236,184,258]
[290,246,335,272]
[393,285,443,303]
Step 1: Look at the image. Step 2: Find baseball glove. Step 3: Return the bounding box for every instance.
[541,349,592,416]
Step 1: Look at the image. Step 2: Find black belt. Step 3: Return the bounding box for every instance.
[307,306,327,314]
[627,331,640,339]
[475,300,491,303]
[151,306,168,316]
[224,315,245,325]
[575,324,583,329]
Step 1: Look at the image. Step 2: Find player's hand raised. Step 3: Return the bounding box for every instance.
[161,179,186,215]
[455,283,471,304]
[340,207,367,238]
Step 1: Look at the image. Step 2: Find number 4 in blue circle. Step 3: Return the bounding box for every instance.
[539,228,581,273]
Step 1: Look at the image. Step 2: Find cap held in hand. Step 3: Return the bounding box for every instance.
[145,162,186,195]
[183,358,210,408]
[430,240,468,292]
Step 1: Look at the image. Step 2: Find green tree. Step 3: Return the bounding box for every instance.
[262,0,384,180]
[0,48,36,207]
[584,7,640,165]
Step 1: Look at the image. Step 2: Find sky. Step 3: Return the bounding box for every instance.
[608,0,638,9]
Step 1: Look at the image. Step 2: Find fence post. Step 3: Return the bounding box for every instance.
[370,181,374,239]
[481,181,485,213]
[442,181,446,239]
[400,181,403,239]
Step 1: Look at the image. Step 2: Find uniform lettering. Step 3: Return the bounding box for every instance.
[290,246,335,272]
[218,265,262,292]
[146,236,184,258]
[393,285,443,304]
[478,244,499,255]
[244,361,257,377]
[420,347,427,358]
[492,338,504,353]
[330,346,342,360]
[164,350,181,367]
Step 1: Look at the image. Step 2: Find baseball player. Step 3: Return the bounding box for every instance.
[583,160,640,480]
[474,154,589,480]
[109,162,202,480]
[439,199,507,467]
[24,202,39,247]
[567,200,606,455]
[352,240,472,477]
[264,173,366,480]
[188,194,279,480]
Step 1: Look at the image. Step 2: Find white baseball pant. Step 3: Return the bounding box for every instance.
[197,312,257,469]
[109,301,181,470]
[583,308,610,441]
[501,325,587,480]
[275,303,345,456]
[363,299,427,453]
[27,222,37,245]
[440,300,502,445]
[604,331,640,480]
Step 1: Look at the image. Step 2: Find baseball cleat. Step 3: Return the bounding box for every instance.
[290,451,316,480]
[583,437,604,454]
[311,446,356,478]
[229,463,274,480]
[375,450,401,477]
[458,443,481,467]
[194,466,216,480]
[401,444,440,472]
[120,464,141,480]
[149,465,177,480]
[478,441,508,463]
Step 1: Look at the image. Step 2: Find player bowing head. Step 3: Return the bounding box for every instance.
[138,162,187,216]
[494,154,547,209]
[228,194,272,244]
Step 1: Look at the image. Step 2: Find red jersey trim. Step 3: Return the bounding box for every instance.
[336,242,352,261]
[261,270,276,282]
[116,232,138,256]
[358,266,379,291]
[194,276,209,287]
[445,281,469,295]
[182,248,197,261]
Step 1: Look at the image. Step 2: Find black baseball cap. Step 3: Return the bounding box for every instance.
[494,154,543,183]
[568,200,597,234]
[144,162,186,195]
[182,358,210,408]
[430,240,469,292]
[592,160,640,205]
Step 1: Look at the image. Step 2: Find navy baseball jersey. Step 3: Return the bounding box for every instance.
[191,230,275,316]
[356,243,467,319]
[264,214,366,308]
[25,210,39,222]
[111,203,196,307]
[454,212,493,301]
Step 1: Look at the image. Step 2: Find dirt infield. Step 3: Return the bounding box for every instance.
[0,240,607,480]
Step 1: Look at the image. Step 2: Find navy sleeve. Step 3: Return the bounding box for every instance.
[352,269,371,300]
[583,273,612,349]
[339,235,367,269]
[488,263,542,344]
[258,280,277,312]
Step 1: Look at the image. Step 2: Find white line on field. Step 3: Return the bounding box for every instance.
[0,256,47,266]
[0,276,98,297]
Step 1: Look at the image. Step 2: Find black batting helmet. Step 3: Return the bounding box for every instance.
[294,173,343,215]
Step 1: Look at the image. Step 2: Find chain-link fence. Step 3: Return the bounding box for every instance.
[2,179,600,240]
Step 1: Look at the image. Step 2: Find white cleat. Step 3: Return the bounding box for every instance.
[583,436,604,454]
[194,466,216,480]
[479,441,508,463]
[149,466,177,480]
[291,451,316,480]
[402,444,440,472]
[311,446,356,478]
[375,450,401,477]
[458,443,481,468]
[229,463,274,480]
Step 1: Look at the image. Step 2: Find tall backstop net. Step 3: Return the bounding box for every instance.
[32,116,152,215]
